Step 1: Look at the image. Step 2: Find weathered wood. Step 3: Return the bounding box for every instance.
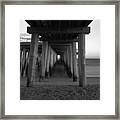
[78,34,86,87]
[44,42,48,72]
[24,51,29,77]
[27,33,39,86]
[21,49,26,77]
[20,50,23,76]
[53,51,56,65]
[37,53,42,81]
[63,51,66,64]
[48,41,73,44]
[49,47,54,76]
[42,38,81,42]
[41,41,46,78]
[69,44,73,75]
[27,27,90,34]
[54,53,57,64]
[66,46,69,68]
[49,43,71,46]
[65,51,67,64]
[72,42,78,82]
[66,46,72,78]
[50,48,54,68]
[46,46,51,77]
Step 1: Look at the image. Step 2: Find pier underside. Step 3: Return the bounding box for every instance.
[20,20,100,100]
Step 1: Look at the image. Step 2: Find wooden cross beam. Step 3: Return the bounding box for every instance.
[27,27,90,34]
[49,43,71,46]
[48,41,73,44]
[42,39,79,42]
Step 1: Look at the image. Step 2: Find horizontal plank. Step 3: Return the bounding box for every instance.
[27,27,90,34]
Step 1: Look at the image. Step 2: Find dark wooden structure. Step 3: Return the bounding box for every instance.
[22,20,92,87]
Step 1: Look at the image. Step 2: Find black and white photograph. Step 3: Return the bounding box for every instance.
[2,2,118,117]
[20,20,100,100]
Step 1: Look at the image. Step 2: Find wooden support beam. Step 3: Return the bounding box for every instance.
[20,50,23,76]
[24,51,29,77]
[27,27,90,34]
[46,46,51,77]
[27,33,39,87]
[44,42,48,73]
[66,47,69,68]
[69,44,73,75]
[43,38,80,42]
[72,42,78,82]
[41,41,46,78]
[66,46,72,78]
[50,48,54,68]
[78,34,86,87]
[20,42,42,47]
[65,51,67,64]
[49,43,71,46]
[49,47,54,76]
[21,49,26,77]
[53,51,56,65]
[37,53,42,81]
[48,41,73,44]
[63,51,66,65]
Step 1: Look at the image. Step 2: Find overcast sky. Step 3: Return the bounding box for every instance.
[20,20,100,58]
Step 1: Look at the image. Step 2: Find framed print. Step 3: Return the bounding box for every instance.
[0,0,119,119]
